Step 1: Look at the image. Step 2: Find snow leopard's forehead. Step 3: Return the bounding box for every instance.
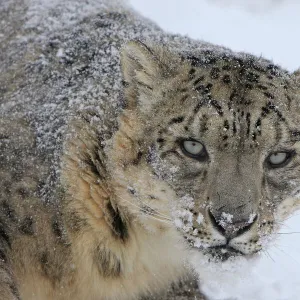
[148,51,300,152]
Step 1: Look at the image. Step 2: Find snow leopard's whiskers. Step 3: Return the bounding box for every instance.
[127,207,173,225]
[275,221,290,229]
[137,212,173,225]
[273,244,300,266]
[276,232,300,235]
[283,212,300,221]
[262,249,275,262]
[117,195,173,222]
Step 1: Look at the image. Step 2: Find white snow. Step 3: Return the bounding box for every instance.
[248,213,257,224]
[219,212,233,227]
[130,1,300,299]
[197,213,204,225]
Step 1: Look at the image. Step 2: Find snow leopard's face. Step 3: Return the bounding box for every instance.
[118,41,300,261]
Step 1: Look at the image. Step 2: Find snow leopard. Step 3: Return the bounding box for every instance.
[1,0,300,299]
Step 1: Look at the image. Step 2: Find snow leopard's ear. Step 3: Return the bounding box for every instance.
[120,40,181,110]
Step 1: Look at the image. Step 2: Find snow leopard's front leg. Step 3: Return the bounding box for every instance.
[0,249,20,300]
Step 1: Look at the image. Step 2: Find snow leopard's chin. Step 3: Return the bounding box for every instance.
[189,244,259,268]
[200,246,250,262]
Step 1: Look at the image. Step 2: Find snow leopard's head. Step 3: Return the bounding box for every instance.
[112,40,300,261]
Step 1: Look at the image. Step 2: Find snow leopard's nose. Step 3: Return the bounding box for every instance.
[207,209,258,240]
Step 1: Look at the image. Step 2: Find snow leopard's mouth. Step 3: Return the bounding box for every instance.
[202,246,244,262]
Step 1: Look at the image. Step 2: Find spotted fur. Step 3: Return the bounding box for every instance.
[2,1,300,300]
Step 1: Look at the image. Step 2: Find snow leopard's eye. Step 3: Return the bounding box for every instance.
[181,139,208,161]
[267,151,294,168]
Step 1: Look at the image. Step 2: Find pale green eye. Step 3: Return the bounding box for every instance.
[183,140,204,155]
[181,139,208,161]
[268,152,289,166]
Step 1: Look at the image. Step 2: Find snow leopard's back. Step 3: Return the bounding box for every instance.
[1,0,236,199]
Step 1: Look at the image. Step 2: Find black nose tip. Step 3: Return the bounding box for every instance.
[208,209,257,239]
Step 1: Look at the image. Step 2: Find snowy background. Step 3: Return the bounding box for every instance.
[130,1,300,299]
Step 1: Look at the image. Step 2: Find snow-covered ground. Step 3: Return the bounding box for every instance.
[130,1,300,299]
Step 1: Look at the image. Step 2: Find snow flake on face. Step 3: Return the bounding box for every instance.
[173,217,182,227]
[247,213,256,224]
[169,166,179,174]
[179,195,195,209]
[218,212,233,228]
[172,209,193,232]
[193,238,202,248]
[193,237,209,249]
[192,228,198,235]
[171,195,197,234]
[196,213,204,225]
